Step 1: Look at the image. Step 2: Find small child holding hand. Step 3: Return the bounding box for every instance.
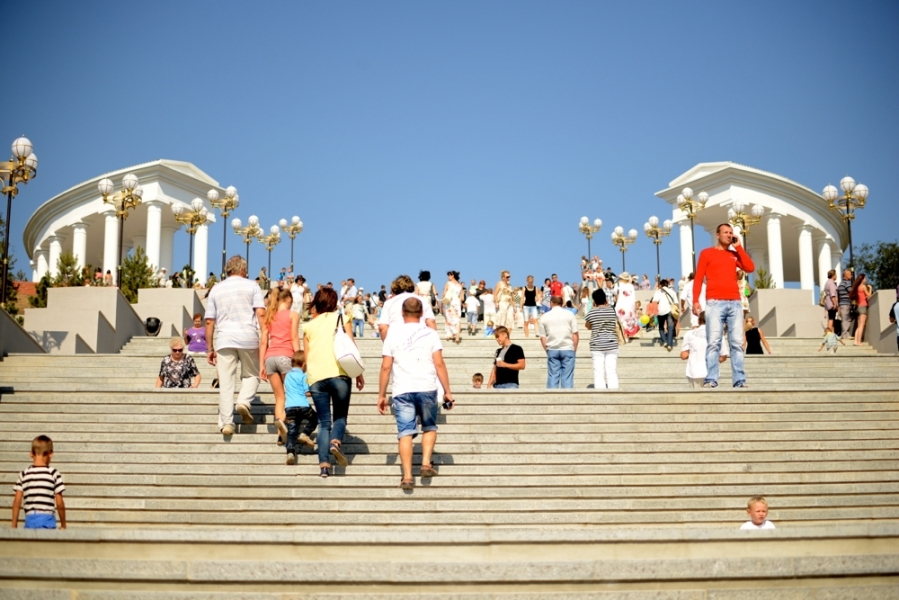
[283,351,318,466]
[12,435,66,529]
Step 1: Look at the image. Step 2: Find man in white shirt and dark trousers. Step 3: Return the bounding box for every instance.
[377,297,455,490]
[538,296,579,389]
[205,255,266,436]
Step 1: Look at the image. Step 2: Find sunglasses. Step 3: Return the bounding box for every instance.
[172,348,184,353]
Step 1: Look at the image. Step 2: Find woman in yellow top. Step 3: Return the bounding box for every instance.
[303,287,365,478]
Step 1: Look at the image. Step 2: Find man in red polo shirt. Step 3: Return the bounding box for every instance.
[549,274,563,299]
[692,223,755,389]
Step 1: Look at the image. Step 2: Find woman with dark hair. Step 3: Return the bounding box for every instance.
[416,270,437,313]
[441,270,464,344]
[585,289,619,389]
[184,313,208,354]
[850,273,871,346]
[303,287,364,477]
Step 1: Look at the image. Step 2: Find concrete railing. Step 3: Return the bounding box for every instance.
[0,309,45,359]
[868,289,898,354]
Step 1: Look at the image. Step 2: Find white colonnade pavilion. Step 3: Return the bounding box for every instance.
[655,162,848,298]
[24,160,224,285]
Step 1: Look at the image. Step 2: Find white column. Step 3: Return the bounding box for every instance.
[833,251,842,278]
[816,239,833,292]
[160,225,176,274]
[103,210,119,277]
[766,213,784,289]
[72,222,89,270]
[797,224,814,298]
[145,201,163,271]
[679,222,693,277]
[47,235,63,277]
[194,223,209,285]
[34,248,48,281]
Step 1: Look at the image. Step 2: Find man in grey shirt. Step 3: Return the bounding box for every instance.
[837,269,854,338]
[538,296,579,389]
[823,269,838,332]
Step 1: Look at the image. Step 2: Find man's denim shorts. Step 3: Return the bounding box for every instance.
[393,390,439,439]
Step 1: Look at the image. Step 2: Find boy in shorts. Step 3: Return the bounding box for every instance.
[741,496,776,529]
[377,297,455,489]
[283,351,318,465]
[12,435,66,529]
[465,293,480,336]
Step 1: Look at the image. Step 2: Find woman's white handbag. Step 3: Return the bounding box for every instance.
[334,313,364,377]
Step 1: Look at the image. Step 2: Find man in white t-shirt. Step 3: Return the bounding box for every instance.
[377,274,436,342]
[465,293,480,336]
[205,255,266,436]
[377,297,454,489]
[538,296,579,389]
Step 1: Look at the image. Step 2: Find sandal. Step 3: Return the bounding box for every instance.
[329,441,348,467]
[400,478,414,490]
[420,464,437,478]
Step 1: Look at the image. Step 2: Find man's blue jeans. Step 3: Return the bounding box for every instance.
[705,300,746,386]
[658,313,675,347]
[546,349,576,389]
[352,319,364,338]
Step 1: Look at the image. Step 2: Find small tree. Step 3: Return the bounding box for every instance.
[120,246,157,303]
[855,241,899,292]
[753,268,776,290]
[28,273,51,308]
[0,214,19,316]
[54,251,86,287]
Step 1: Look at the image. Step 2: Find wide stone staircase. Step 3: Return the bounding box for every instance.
[1,323,898,598]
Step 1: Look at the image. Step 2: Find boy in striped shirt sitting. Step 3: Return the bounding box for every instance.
[11,435,66,529]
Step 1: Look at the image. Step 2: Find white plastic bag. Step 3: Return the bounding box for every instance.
[334,313,364,378]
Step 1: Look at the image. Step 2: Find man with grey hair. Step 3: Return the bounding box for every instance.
[205,255,266,436]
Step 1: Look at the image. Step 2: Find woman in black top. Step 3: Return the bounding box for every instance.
[743,316,772,355]
[520,275,542,338]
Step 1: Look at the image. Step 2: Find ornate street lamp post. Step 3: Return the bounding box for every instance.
[172,198,209,285]
[1,137,38,307]
[232,215,262,274]
[677,187,709,271]
[577,216,602,259]
[257,226,281,290]
[208,186,238,278]
[727,200,764,249]
[822,177,868,272]
[98,173,143,288]
[279,216,303,272]
[611,226,638,273]
[643,216,672,281]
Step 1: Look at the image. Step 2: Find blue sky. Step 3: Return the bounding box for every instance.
[4,0,897,291]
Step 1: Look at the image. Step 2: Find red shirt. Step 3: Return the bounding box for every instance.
[693,245,754,302]
[550,281,563,297]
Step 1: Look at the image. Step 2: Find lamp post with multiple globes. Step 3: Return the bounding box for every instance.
[611,226,638,272]
[677,187,709,271]
[257,226,281,290]
[171,198,209,285]
[279,216,303,272]
[727,200,764,249]
[207,186,238,278]
[822,177,868,273]
[643,216,672,281]
[98,173,143,288]
[1,136,38,306]
[232,216,262,274]
[577,217,602,259]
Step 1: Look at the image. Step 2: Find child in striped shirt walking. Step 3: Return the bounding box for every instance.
[11,435,66,529]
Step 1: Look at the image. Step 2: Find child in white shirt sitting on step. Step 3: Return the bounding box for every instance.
[680,312,728,389]
[741,496,776,529]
